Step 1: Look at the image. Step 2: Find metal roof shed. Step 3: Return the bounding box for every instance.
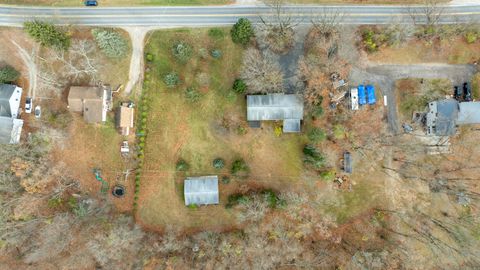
[184,176,219,206]
[457,102,480,124]
[247,94,303,121]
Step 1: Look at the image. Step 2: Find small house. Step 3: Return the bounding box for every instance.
[116,102,134,136]
[0,84,23,144]
[426,99,458,136]
[67,86,111,123]
[247,94,304,133]
[184,176,219,206]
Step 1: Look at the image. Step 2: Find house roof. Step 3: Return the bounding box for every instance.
[83,99,103,123]
[283,119,301,133]
[457,102,480,125]
[184,176,219,206]
[118,106,134,128]
[247,94,304,121]
[68,86,103,101]
[0,84,22,118]
[0,117,23,144]
[427,99,458,136]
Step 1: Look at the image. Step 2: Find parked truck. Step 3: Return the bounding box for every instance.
[367,85,376,105]
[358,85,367,105]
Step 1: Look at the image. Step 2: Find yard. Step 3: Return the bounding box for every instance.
[137,28,308,231]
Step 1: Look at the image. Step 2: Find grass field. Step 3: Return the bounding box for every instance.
[0,0,231,6]
[136,28,307,231]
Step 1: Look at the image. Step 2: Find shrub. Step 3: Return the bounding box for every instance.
[164,72,180,88]
[236,125,247,135]
[91,28,128,58]
[24,21,70,50]
[195,72,210,87]
[308,128,326,143]
[303,144,325,169]
[333,124,346,140]
[225,91,237,103]
[184,87,201,103]
[172,41,193,63]
[208,28,225,40]
[231,18,254,45]
[211,49,222,59]
[231,158,249,175]
[221,176,231,184]
[465,31,478,44]
[188,203,198,209]
[274,126,282,137]
[320,170,336,182]
[232,78,247,94]
[176,159,189,171]
[0,65,19,83]
[213,158,225,169]
[198,48,208,59]
[146,53,154,62]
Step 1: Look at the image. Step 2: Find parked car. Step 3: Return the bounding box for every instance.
[453,86,461,100]
[463,82,472,102]
[120,141,129,154]
[25,97,32,114]
[34,106,41,118]
[84,0,98,6]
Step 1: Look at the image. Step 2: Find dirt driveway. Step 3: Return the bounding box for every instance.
[350,63,477,134]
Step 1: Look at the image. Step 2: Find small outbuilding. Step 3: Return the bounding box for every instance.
[184,176,219,206]
[247,94,304,133]
[116,102,134,136]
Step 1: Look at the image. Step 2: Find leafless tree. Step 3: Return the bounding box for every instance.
[241,47,284,94]
[407,0,444,41]
[310,8,344,39]
[259,0,300,54]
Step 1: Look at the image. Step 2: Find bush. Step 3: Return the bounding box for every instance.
[0,65,19,83]
[184,87,201,103]
[213,158,225,169]
[303,144,325,170]
[176,159,189,171]
[465,31,478,44]
[91,28,128,58]
[208,28,225,40]
[320,170,336,182]
[231,158,249,175]
[236,125,247,135]
[221,176,231,184]
[146,53,154,62]
[333,124,346,140]
[211,49,222,59]
[198,48,208,59]
[225,91,237,103]
[231,18,254,45]
[274,126,282,137]
[232,78,247,94]
[24,21,70,50]
[164,72,180,88]
[308,128,326,143]
[172,41,193,63]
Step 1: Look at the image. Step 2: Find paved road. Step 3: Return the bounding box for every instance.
[0,5,479,26]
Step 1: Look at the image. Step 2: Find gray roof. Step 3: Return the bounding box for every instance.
[184,176,219,206]
[283,119,301,133]
[0,117,23,144]
[344,152,352,174]
[0,84,18,117]
[457,102,480,125]
[427,99,458,136]
[247,94,304,121]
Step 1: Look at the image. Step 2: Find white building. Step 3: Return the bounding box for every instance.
[350,88,359,111]
[0,84,23,144]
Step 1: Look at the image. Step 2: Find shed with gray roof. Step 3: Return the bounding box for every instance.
[184,176,219,206]
[247,94,304,133]
[457,102,480,124]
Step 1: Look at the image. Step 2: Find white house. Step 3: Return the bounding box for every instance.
[0,84,23,144]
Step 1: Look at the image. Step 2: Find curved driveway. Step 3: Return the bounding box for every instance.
[0,5,479,26]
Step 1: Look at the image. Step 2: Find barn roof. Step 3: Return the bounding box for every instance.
[184,176,219,206]
[457,102,480,125]
[247,94,304,121]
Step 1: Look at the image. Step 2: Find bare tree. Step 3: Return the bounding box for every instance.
[259,0,300,54]
[310,8,344,39]
[407,0,444,40]
[241,47,284,94]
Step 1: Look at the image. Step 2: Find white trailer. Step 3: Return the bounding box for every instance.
[351,88,359,110]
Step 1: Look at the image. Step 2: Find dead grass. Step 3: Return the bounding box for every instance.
[0,0,231,6]
[368,37,480,65]
[292,0,446,3]
[137,28,307,231]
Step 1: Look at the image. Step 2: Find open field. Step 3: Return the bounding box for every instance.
[0,0,231,6]
[368,37,480,65]
[137,28,310,231]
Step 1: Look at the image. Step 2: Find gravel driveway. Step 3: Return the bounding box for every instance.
[350,64,478,134]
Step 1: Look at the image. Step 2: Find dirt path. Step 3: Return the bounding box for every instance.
[11,40,37,98]
[123,27,150,95]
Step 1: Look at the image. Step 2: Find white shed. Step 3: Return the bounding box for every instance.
[184,176,219,206]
